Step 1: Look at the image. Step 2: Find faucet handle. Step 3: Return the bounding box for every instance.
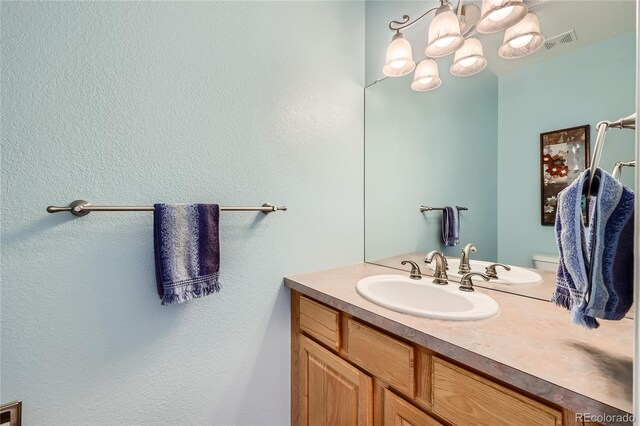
[458,243,478,274]
[401,260,422,280]
[459,272,490,292]
[485,263,511,279]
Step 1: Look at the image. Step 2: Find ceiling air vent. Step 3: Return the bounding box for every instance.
[544,30,578,51]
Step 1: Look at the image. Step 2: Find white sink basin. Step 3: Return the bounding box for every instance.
[427,259,543,286]
[356,275,499,321]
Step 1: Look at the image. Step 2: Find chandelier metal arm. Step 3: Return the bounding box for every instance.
[456,0,464,17]
[388,7,440,32]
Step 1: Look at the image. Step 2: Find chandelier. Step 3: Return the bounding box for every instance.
[383,0,545,91]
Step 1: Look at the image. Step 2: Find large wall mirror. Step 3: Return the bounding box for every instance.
[364,0,636,301]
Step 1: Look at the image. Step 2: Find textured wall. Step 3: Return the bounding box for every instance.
[498,32,636,266]
[365,71,499,262]
[1,2,364,425]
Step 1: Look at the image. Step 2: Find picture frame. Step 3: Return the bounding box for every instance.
[540,125,590,226]
[0,401,22,426]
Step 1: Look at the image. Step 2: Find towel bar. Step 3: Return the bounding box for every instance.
[585,112,636,224]
[420,206,468,212]
[612,160,636,181]
[47,200,287,217]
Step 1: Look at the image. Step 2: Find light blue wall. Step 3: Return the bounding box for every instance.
[365,69,499,262]
[498,32,636,267]
[1,2,364,425]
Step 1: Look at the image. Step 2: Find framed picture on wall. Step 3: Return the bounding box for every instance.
[540,125,590,226]
[0,401,22,426]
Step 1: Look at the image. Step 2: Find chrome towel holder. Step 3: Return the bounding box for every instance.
[612,160,636,181]
[47,200,288,217]
[588,113,636,192]
[585,112,636,224]
[420,205,468,212]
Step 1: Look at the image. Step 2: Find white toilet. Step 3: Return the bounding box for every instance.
[532,254,560,271]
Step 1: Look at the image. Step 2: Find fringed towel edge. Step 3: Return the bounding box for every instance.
[161,273,221,306]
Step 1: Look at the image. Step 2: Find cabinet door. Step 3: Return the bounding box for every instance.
[383,389,443,426]
[299,335,373,426]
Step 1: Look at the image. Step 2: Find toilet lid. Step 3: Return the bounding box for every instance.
[533,254,559,263]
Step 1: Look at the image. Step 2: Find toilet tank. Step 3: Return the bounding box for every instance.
[533,254,559,271]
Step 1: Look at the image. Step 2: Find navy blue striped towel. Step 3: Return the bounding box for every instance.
[153,204,221,305]
[442,206,460,246]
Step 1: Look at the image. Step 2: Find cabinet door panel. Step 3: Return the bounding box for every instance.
[299,335,373,426]
[383,389,443,426]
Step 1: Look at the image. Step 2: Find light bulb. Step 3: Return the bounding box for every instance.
[418,76,434,85]
[509,34,533,48]
[488,5,514,21]
[458,56,478,68]
[390,59,407,69]
[434,36,455,48]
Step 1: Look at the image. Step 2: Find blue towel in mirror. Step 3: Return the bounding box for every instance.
[585,169,634,322]
[153,204,221,305]
[442,206,459,247]
[552,169,634,328]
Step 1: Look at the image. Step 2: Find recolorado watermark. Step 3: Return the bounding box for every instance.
[576,413,635,423]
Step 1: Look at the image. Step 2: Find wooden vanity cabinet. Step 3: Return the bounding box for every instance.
[292,291,586,426]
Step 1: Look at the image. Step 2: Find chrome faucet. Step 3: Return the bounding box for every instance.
[459,272,490,292]
[485,263,511,279]
[401,260,422,280]
[424,251,448,285]
[458,243,477,274]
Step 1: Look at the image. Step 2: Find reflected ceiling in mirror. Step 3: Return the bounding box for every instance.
[364,0,636,307]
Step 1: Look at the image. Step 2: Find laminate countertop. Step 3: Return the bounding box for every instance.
[284,262,634,421]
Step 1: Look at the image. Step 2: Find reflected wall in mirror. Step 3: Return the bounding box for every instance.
[364,0,636,301]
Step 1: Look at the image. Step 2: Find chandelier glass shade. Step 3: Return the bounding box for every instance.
[450,38,487,77]
[383,0,544,92]
[411,59,442,91]
[383,32,416,77]
[498,13,545,59]
[476,0,528,34]
[426,9,465,57]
